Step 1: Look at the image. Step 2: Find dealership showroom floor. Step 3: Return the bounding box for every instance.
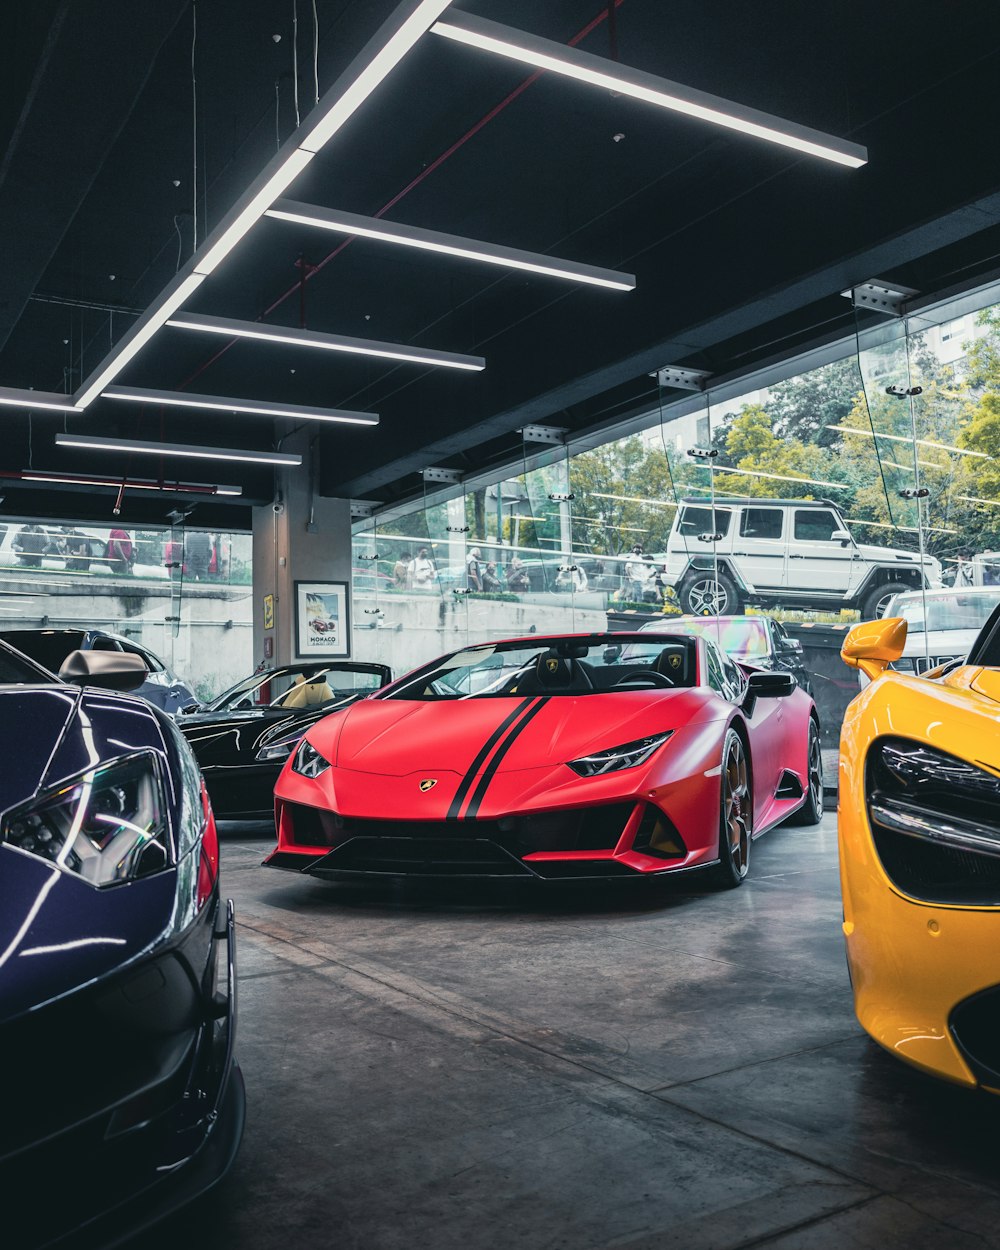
[11,3,1000,1248]
[130,813,1000,1250]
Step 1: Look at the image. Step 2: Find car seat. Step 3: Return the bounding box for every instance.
[513,650,594,694]
[280,676,333,708]
[654,643,692,686]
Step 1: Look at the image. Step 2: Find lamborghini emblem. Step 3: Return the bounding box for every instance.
[546,658,559,673]
[419,779,438,792]
[668,654,682,670]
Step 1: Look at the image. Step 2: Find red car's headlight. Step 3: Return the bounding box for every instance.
[292,738,331,778]
[569,731,673,777]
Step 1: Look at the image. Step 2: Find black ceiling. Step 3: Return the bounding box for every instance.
[3,0,1000,528]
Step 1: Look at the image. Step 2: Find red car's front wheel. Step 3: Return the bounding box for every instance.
[711,728,752,888]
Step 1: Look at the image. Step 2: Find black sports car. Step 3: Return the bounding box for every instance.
[179,660,391,819]
[0,639,243,1248]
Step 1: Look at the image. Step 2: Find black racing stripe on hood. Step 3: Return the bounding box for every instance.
[446,698,536,820]
[463,697,550,820]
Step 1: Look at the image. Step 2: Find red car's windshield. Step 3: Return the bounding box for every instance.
[382,636,698,700]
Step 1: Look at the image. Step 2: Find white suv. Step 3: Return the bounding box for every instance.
[660,496,942,619]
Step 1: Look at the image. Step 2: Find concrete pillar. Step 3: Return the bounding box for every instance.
[252,429,352,668]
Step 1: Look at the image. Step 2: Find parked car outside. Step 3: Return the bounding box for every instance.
[883,586,1000,674]
[633,614,812,693]
[0,628,198,714]
[659,496,941,619]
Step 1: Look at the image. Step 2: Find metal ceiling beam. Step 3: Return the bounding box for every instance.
[329,187,1000,501]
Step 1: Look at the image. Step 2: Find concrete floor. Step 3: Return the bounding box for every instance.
[139,812,1000,1250]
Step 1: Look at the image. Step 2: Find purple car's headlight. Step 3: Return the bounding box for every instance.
[1,752,173,888]
[568,731,673,777]
[291,738,331,778]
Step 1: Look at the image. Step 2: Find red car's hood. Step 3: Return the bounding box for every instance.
[309,690,717,777]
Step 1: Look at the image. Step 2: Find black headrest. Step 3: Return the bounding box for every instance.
[535,651,575,687]
[654,644,688,683]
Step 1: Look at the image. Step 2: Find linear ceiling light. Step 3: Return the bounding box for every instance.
[55,433,301,467]
[959,495,1000,509]
[69,2,453,409]
[166,312,485,372]
[696,464,850,490]
[827,424,988,458]
[431,11,868,169]
[102,385,379,426]
[265,200,636,291]
[20,471,242,496]
[74,272,207,409]
[0,386,83,413]
[589,491,679,509]
[845,517,957,535]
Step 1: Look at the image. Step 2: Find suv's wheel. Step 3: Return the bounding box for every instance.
[861,580,910,620]
[680,570,741,616]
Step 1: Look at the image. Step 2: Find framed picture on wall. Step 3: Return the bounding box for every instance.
[293,581,351,659]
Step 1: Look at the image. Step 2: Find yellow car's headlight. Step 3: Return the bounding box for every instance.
[866,737,1000,905]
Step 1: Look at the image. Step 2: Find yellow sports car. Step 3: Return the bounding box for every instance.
[839,609,1000,1092]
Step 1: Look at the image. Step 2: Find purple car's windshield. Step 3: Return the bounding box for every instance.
[383,636,696,700]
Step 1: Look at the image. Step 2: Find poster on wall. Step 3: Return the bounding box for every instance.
[294,581,350,659]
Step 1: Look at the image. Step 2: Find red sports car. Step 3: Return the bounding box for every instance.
[264,632,821,885]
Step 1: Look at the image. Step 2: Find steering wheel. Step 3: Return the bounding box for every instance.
[613,671,673,689]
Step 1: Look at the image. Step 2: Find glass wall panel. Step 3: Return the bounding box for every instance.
[350,283,1000,741]
[0,520,253,707]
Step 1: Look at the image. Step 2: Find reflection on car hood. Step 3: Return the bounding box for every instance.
[0,686,180,1022]
[309,689,718,777]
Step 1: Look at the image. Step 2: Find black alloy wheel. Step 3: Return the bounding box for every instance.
[711,728,752,888]
[789,719,823,826]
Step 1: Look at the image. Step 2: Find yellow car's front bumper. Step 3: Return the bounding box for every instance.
[839,666,1000,1090]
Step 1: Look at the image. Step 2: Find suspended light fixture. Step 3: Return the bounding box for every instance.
[431,11,868,168]
[55,433,301,467]
[102,385,379,426]
[0,387,83,413]
[827,424,988,458]
[265,200,636,290]
[71,0,456,408]
[696,464,850,490]
[166,312,485,371]
[20,470,243,496]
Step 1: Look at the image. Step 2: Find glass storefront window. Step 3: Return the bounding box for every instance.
[0,521,252,707]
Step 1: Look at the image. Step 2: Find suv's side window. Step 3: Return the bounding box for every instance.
[793,509,842,542]
[740,508,783,539]
[678,507,732,538]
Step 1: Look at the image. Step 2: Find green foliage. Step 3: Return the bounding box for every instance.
[767,357,863,444]
[570,437,675,555]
